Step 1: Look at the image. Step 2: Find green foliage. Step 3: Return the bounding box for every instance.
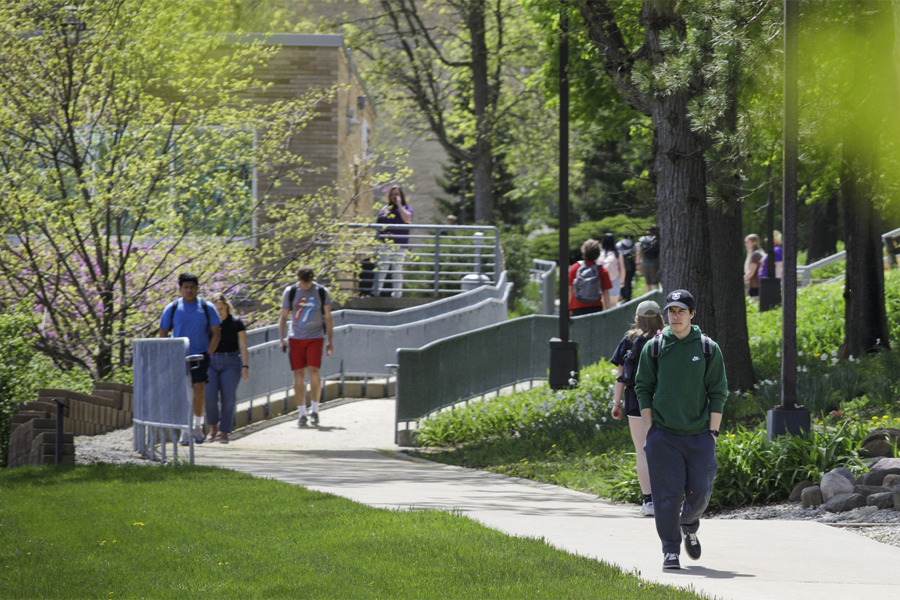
[508,282,543,319]
[530,215,655,263]
[748,270,900,381]
[0,0,375,378]
[500,232,532,305]
[610,423,869,510]
[0,308,92,467]
[416,361,623,448]
[0,463,707,600]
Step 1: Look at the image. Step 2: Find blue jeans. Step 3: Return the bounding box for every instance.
[644,426,718,555]
[205,352,242,434]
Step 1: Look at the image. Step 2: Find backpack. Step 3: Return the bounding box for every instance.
[288,283,328,334]
[650,332,713,369]
[641,235,660,259]
[165,297,211,336]
[616,335,651,388]
[573,261,602,304]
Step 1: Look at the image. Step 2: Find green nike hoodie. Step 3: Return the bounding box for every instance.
[634,324,728,435]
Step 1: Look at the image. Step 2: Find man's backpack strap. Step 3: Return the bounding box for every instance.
[198,296,211,336]
[650,332,663,366]
[166,297,211,335]
[288,284,297,307]
[165,299,179,330]
[315,283,327,334]
[700,333,713,361]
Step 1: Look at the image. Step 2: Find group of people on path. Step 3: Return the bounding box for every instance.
[610,290,728,571]
[155,185,418,442]
[158,265,335,444]
[568,228,659,316]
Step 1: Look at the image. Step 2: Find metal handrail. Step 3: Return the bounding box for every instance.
[394,290,665,441]
[328,223,501,297]
[531,258,557,315]
[794,226,900,287]
[796,251,846,286]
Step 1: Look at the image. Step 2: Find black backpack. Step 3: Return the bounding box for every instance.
[165,297,211,336]
[616,335,651,388]
[641,235,660,259]
[288,283,328,334]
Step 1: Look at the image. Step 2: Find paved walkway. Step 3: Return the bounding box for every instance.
[194,399,900,600]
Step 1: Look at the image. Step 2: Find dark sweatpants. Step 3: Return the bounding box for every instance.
[644,426,718,555]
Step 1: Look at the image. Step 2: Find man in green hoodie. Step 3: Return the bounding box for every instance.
[635,289,728,570]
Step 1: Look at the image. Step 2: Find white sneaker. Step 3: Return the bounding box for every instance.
[640,501,655,516]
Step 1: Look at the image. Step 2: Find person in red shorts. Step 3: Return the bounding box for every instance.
[568,238,613,316]
[278,266,335,426]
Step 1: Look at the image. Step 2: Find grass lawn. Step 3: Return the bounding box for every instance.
[413,426,637,501]
[0,463,708,600]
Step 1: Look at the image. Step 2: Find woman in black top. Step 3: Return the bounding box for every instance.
[204,293,248,443]
[610,300,664,517]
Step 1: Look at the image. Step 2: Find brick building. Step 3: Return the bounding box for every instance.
[239,33,378,220]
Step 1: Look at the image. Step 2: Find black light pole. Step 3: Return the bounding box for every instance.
[767,0,809,439]
[549,7,579,389]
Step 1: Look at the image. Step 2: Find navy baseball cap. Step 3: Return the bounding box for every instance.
[664,289,695,312]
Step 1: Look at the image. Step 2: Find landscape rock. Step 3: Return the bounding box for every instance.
[853,485,892,497]
[894,489,900,511]
[801,486,823,509]
[883,474,900,489]
[872,457,900,470]
[824,493,868,513]
[789,480,814,502]
[857,467,900,487]
[860,429,900,458]
[831,466,857,486]
[844,506,879,522]
[867,492,895,510]
[821,470,855,501]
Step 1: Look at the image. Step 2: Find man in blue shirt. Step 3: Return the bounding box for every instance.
[159,273,222,444]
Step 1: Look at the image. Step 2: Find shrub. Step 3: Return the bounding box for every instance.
[416,361,623,447]
[530,216,654,263]
[608,422,869,509]
[500,231,532,306]
[0,307,93,467]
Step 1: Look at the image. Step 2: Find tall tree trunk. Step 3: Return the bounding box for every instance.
[806,191,840,263]
[642,3,716,334]
[469,0,494,223]
[839,125,889,357]
[708,193,754,391]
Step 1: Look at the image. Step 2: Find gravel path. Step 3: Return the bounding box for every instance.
[75,426,900,549]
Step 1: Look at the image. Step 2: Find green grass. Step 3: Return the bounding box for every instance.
[0,463,708,600]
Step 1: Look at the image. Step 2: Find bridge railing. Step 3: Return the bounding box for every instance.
[394,290,664,440]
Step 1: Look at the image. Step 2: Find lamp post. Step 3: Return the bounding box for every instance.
[767,0,810,439]
[549,7,579,390]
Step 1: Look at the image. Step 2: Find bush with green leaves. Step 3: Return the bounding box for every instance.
[416,361,623,448]
[748,270,900,380]
[0,307,93,467]
[610,422,869,509]
[530,215,654,263]
[500,231,532,306]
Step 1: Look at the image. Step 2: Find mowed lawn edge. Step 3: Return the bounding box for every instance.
[0,464,709,600]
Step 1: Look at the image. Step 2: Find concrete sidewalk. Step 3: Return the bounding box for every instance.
[194,399,900,600]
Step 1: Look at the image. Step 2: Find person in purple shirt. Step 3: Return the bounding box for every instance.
[375,185,413,297]
[759,230,783,279]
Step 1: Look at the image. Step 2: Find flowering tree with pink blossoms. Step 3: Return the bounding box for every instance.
[0,0,372,379]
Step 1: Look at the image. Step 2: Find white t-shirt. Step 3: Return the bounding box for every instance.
[600,251,619,281]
